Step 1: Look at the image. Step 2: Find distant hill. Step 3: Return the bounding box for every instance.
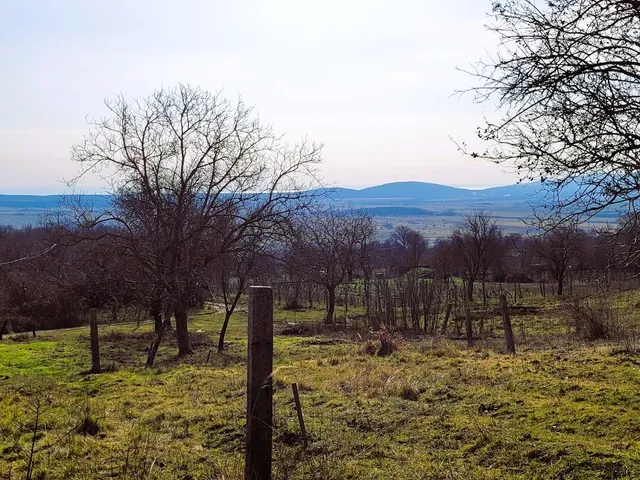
[0,181,550,227]
[321,182,471,201]
[320,181,546,203]
[0,194,112,227]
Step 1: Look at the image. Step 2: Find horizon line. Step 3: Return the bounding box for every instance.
[0,180,532,196]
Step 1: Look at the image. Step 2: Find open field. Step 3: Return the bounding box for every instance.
[2,293,640,479]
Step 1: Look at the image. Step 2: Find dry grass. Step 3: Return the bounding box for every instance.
[1,296,640,479]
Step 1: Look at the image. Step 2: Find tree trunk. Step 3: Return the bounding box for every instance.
[0,319,9,340]
[218,310,233,352]
[467,278,474,302]
[174,304,192,355]
[440,303,452,335]
[557,274,564,295]
[89,309,101,374]
[364,277,371,319]
[499,294,516,355]
[146,306,175,367]
[146,321,167,367]
[326,286,336,324]
[151,307,163,333]
[344,283,349,320]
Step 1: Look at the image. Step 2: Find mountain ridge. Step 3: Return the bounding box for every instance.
[0,181,547,227]
[315,180,545,202]
[0,180,544,204]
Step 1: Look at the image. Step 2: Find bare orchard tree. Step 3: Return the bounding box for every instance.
[205,236,274,352]
[430,237,456,284]
[451,211,503,301]
[69,84,321,356]
[464,0,640,232]
[533,225,585,295]
[293,209,376,324]
[390,225,428,271]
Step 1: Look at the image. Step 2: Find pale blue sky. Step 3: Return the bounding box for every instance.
[0,0,514,194]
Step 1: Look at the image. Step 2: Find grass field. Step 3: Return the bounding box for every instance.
[1,299,640,479]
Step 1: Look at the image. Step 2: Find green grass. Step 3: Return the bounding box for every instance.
[1,302,640,479]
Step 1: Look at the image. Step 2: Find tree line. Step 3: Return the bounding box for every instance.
[2,206,638,349]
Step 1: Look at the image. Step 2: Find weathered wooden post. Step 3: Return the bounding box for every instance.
[245,286,273,480]
[89,308,101,373]
[291,383,308,447]
[465,307,473,347]
[499,294,516,355]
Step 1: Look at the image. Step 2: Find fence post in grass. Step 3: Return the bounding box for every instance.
[291,383,308,447]
[89,308,101,373]
[499,294,516,355]
[465,307,473,347]
[245,286,274,480]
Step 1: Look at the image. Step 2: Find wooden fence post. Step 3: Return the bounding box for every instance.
[245,286,274,480]
[89,308,101,374]
[465,307,473,347]
[499,294,516,355]
[291,383,308,447]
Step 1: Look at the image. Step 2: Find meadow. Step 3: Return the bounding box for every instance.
[1,290,640,480]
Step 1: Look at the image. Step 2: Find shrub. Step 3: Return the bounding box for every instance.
[566,295,617,341]
[613,327,640,355]
[376,325,396,357]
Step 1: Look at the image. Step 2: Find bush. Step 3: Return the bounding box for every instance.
[362,326,397,356]
[376,325,397,357]
[567,295,618,341]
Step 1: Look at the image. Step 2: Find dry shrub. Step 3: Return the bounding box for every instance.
[613,327,640,355]
[376,325,398,357]
[376,325,397,357]
[566,295,618,341]
[362,325,397,356]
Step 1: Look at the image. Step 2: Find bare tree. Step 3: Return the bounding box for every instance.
[533,225,585,295]
[451,212,502,301]
[464,0,640,231]
[69,84,321,356]
[294,209,375,324]
[430,237,456,283]
[206,237,273,352]
[390,226,428,271]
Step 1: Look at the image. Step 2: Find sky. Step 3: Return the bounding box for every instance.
[0,0,517,194]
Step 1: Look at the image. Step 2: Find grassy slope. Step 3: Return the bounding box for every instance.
[1,304,640,479]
